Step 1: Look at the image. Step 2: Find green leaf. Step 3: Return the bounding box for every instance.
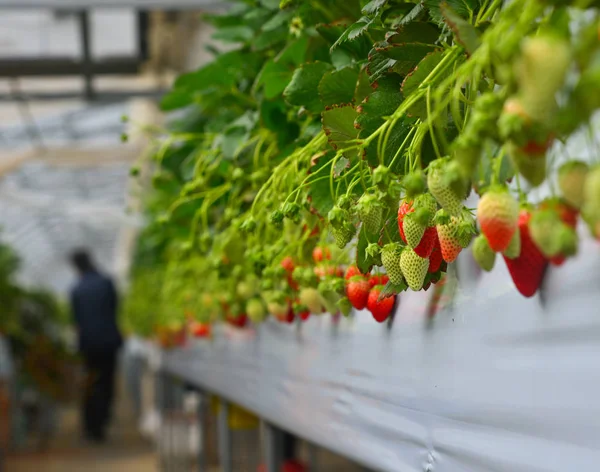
[366,48,399,83]
[425,0,482,25]
[284,61,334,112]
[386,22,441,45]
[356,226,373,274]
[331,17,373,51]
[160,89,193,111]
[441,3,481,55]
[322,105,360,158]
[333,157,350,177]
[255,59,294,99]
[362,0,388,15]
[262,9,294,31]
[307,152,336,216]
[391,2,426,28]
[212,25,254,43]
[401,50,447,119]
[355,76,412,169]
[254,25,289,51]
[378,43,440,75]
[276,36,309,66]
[318,66,360,107]
[354,67,373,103]
[316,23,372,59]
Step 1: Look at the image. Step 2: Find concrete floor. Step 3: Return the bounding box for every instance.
[5,390,157,472]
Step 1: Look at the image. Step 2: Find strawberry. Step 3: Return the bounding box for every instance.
[227,314,248,328]
[517,35,571,122]
[508,143,548,187]
[246,298,266,323]
[436,215,463,263]
[503,210,548,297]
[528,209,564,258]
[369,274,389,288]
[427,157,465,216]
[428,235,443,273]
[477,188,519,252]
[299,288,324,314]
[298,310,310,321]
[346,276,370,310]
[281,256,295,272]
[345,265,364,280]
[397,199,412,243]
[403,213,426,248]
[472,234,496,272]
[357,193,383,234]
[412,226,437,258]
[332,222,356,249]
[558,161,589,209]
[312,246,331,263]
[403,193,437,248]
[367,286,396,323]
[400,248,429,291]
[190,322,211,338]
[502,228,521,259]
[381,243,404,285]
[267,300,289,319]
[582,165,600,238]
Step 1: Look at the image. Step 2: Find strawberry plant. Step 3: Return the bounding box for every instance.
[123,0,600,335]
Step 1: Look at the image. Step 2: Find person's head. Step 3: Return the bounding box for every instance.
[70,249,95,275]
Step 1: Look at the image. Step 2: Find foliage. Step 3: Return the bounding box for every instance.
[123,0,600,335]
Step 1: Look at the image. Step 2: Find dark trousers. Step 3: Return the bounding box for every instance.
[83,350,117,439]
[282,432,297,460]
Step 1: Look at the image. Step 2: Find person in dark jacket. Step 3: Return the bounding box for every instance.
[70,249,122,442]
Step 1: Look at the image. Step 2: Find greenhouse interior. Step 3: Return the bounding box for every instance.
[0,0,599,471]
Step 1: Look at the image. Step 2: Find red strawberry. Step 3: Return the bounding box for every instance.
[312,246,331,263]
[367,286,396,323]
[190,322,211,338]
[503,210,548,297]
[398,200,436,256]
[369,274,389,288]
[298,309,310,321]
[477,188,519,252]
[281,256,295,273]
[397,199,413,243]
[346,276,370,310]
[345,265,364,280]
[227,314,248,328]
[436,216,463,263]
[428,234,443,273]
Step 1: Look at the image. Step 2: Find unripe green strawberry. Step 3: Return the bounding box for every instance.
[299,287,324,314]
[400,248,429,291]
[457,212,476,248]
[502,228,521,259]
[357,193,382,234]
[427,158,465,216]
[528,209,564,258]
[558,160,589,209]
[472,234,496,272]
[508,143,547,187]
[403,213,426,248]
[332,222,356,249]
[582,165,600,235]
[558,225,578,257]
[246,298,266,323]
[267,300,288,318]
[413,193,437,226]
[477,187,519,252]
[381,243,404,286]
[517,35,571,122]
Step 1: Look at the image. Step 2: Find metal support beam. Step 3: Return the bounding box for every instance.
[263,422,283,472]
[217,399,232,472]
[196,392,206,472]
[78,10,94,100]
